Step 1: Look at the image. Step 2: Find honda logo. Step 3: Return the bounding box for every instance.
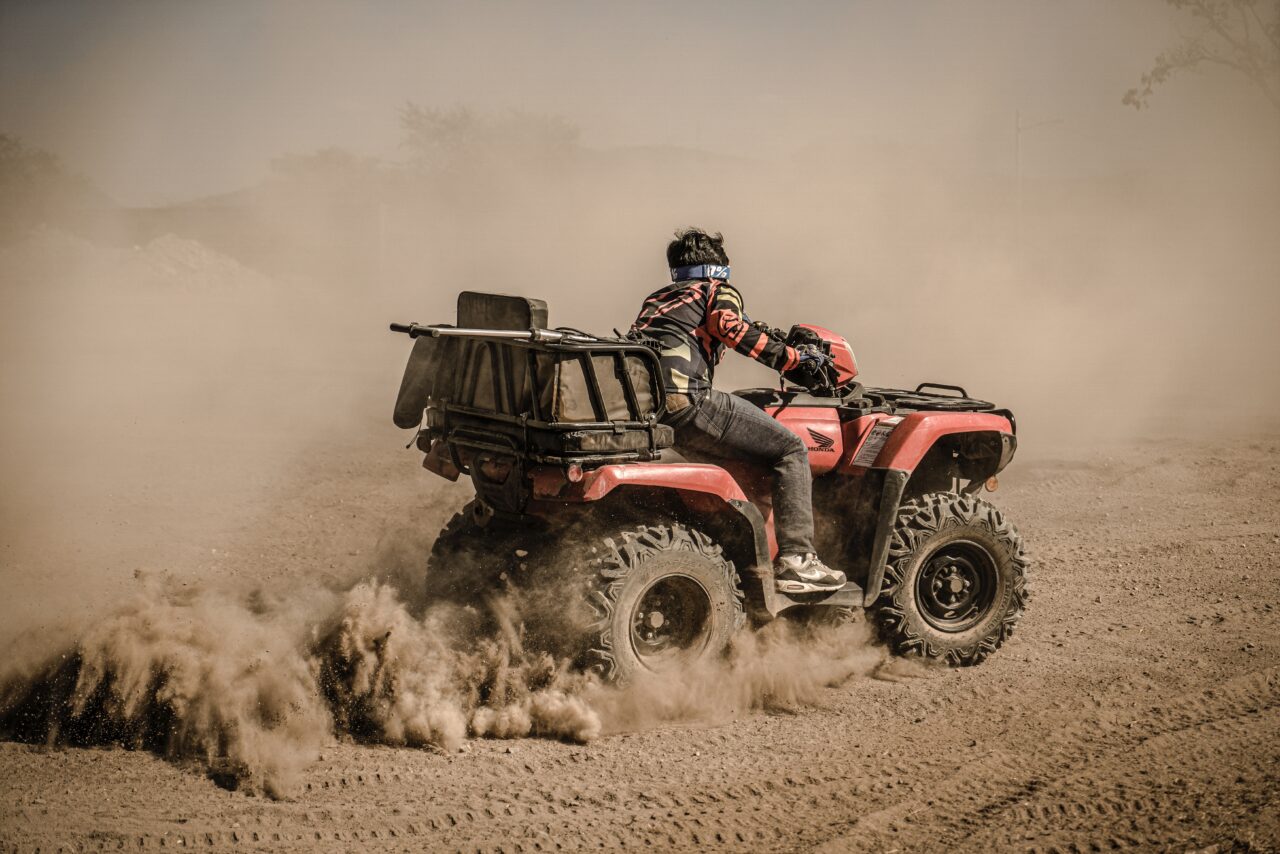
[806,428,836,452]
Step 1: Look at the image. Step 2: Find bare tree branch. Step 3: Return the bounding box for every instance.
[1248,4,1280,53]
[1124,0,1280,111]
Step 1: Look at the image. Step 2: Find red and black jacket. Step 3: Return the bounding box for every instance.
[630,278,801,395]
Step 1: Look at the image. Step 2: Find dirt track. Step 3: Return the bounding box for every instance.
[2,430,1278,852]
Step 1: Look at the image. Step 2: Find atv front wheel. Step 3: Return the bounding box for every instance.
[872,492,1028,666]
[587,524,745,682]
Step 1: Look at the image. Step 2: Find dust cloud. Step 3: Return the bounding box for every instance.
[0,562,887,797]
[0,0,1277,798]
[0,573,333,798]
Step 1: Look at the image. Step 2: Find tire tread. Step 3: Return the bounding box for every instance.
[586,523,746,681]
[873,492,1030,666]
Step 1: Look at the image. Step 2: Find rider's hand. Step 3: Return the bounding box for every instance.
[751,320,786,340]
[795,344,832,375]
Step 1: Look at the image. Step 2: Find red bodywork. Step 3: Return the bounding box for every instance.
[770,406,845,475]
[534,462,749,504]
[866,411,1013,469]
[795,323,858,385]
[537,406,1014,560]
[754,407,1014,476]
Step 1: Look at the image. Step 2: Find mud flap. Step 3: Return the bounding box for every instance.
[862,468,910,607]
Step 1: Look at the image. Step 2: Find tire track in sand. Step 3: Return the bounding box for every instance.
[814,665,1280,853]
[8,668,1273,852]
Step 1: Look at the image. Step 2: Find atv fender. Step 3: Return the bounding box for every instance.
[541,464,767,565]
[866,411,1015,472]
[572,463,752,505]
[567,464,781,558]
[550,464,861,620]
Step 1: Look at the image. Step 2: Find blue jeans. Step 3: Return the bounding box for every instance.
[665,389,815,556]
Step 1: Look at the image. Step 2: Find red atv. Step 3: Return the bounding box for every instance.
[392,292,1028,681]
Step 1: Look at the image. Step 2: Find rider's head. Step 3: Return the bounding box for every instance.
[667,227,730,269]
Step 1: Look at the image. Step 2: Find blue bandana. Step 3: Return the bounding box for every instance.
[671,264,730,281]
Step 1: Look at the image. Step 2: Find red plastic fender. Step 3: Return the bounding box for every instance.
[861,411,1014,471]
[536,462,778,558]
[543,462,752,504]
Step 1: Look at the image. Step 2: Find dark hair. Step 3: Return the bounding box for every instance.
[666,227,729,268]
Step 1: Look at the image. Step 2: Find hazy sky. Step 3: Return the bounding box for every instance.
[2,0,1275,205]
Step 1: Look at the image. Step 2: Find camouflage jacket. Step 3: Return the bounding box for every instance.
[629,278,801,395]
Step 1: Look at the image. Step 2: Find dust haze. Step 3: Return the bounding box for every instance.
[1,0,1278,803]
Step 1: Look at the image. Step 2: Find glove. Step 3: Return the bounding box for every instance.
[795,344,832,375]
[751,320,788,341]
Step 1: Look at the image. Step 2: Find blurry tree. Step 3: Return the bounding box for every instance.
[399,104,579,172]
[1124,0,1280,111]
[0,134,96,242]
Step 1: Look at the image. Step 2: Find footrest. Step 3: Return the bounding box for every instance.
[768,580,864,616]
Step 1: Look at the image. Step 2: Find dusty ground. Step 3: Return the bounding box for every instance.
[1,427,1278,853]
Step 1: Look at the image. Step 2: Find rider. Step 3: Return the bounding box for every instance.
[630,227,846,593]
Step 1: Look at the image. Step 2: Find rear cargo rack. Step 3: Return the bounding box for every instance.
[392,292,673,469]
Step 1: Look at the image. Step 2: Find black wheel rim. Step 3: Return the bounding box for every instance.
[915,540,999,632]
[629,574,712,669]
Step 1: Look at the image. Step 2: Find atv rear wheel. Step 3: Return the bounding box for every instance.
[871,492,1028,666]
[425,502,522,605]
[587,524,745,682]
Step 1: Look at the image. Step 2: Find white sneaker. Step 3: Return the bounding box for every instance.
[774,554,847,594]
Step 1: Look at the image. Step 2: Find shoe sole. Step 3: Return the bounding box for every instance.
[776,579,846,595]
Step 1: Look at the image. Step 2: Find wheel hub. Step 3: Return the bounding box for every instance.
[916,541,999,632]
[630,575,712,665]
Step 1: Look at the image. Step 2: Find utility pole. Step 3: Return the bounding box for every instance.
[1015,109,1062,261]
